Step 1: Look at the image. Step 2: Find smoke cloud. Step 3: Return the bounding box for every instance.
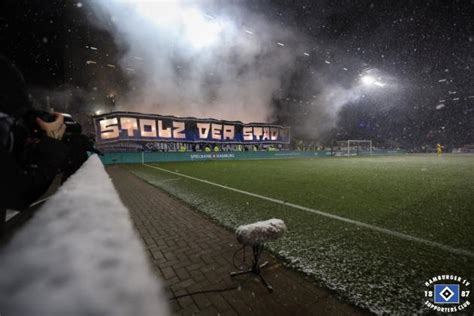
[286,65,402,139]
[87,0,303,123]
[85,0,401,140]
[303,84,362,138]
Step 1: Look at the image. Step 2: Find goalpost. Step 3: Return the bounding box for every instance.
[345,140,373,156]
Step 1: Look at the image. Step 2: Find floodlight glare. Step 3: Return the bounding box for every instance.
[361,75,376,85]
[183,9,223,49]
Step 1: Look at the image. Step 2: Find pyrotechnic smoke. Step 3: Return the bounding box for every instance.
[86,0,400,139]
[87,0,301,123]
[303,83,362,138]
[287,65,402,139]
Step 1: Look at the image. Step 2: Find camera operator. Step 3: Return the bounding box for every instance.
[0,56,69,210]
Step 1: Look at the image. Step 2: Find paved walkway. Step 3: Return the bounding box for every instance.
[107,166,369,316]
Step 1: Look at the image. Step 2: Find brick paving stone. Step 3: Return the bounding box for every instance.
[197,306,219,316]
[149,247,165,260]
[107,166,371,316]
[179,304,200,316]
[169,300,181,313]
[192,293,212,310]
[177,296,196,309]
[161,266,176,280]
[205,293,233,313]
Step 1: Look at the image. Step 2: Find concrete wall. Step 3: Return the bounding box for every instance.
[0,155,169,316]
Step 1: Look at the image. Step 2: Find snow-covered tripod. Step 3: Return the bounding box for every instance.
[230,219,287,292]
[230,244,273,292]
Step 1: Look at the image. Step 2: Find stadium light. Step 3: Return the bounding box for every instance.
[361,75,376,85]
[361,74,386,88]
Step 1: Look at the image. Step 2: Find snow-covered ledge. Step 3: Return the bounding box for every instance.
[0,155,169,316]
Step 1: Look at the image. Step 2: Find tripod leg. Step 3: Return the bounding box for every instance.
[258,274,273,292]
[230,269,252,277]
[259,261,269,269]
[252,244,264,273]
[232,243,274,292]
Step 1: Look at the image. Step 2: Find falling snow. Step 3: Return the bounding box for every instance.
[1,0,472,148]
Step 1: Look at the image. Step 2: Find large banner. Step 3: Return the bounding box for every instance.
[95,111,290,146]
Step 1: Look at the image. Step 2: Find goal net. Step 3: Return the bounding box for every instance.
[338,140,373,156]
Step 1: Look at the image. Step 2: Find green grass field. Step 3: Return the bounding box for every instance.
[126,154,474,314]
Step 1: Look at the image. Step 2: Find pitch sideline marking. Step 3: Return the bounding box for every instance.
[158,177,181,183]
[143,163,474,258]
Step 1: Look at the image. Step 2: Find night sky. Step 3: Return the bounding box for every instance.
[0,0,473,148]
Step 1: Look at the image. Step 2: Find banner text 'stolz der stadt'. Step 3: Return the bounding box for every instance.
[95,112,291,150]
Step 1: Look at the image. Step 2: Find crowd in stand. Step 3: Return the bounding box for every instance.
[157,143,286,153]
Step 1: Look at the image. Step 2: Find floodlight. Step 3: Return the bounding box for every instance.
[361,75,376,85]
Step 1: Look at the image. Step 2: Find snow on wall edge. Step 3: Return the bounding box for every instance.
[0,155,169,316]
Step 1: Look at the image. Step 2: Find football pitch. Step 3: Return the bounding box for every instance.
[126,154,474,314]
